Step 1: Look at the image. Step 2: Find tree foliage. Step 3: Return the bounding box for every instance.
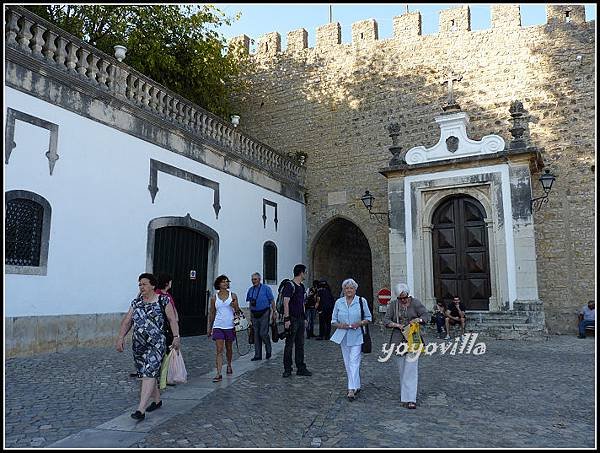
[26,5,251,119]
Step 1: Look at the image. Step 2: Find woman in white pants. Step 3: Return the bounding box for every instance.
[383,283,429,409]
[330,278,372,401]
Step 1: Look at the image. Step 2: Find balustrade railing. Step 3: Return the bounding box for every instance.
[5,5,305,185]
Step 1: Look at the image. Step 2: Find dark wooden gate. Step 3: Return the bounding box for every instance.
[153,226,209,336]
[432,196,491,310]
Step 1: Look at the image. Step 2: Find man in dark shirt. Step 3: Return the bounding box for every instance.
[445,296,467,339]
[282,264,312,378]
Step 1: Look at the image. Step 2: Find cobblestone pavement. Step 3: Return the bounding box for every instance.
[4,333,243,448]
[5,326,596,448]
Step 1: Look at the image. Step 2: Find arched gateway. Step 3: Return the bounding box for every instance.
[311,218,374,311]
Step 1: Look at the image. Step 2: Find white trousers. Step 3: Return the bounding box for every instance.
[396,354,419,403]
[341,344,362,390]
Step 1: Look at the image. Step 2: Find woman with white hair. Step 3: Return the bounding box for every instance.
[383,283,429,409]
[330,278,372,401]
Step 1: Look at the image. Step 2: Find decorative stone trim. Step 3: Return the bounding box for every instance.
[148,159,221,219]
[5,108,60,175]
[262,199,278,231]
[404,112,505,165]
[5,190,52,276]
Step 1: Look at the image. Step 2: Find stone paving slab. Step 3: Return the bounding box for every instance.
[94,400,200,433]
[48,429,146,448]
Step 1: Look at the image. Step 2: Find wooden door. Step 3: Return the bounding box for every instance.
[432,196,491,310]
[153,226,209,336]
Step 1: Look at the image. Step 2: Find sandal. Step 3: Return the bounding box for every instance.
[212,375,223,382]
[226,366,233,375]
[347,390,355,401]
[407,402,417,409]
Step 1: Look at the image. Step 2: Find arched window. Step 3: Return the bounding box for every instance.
[263,241,277,285]
[5,190,51,275]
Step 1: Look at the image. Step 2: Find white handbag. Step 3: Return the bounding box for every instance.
[233,312,250,332]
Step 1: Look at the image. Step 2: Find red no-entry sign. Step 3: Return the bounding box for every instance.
[377,288,391,305]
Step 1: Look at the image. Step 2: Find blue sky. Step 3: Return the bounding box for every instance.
[215,3,597,51]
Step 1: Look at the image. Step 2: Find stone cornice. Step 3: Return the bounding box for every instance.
[380,146,544,178]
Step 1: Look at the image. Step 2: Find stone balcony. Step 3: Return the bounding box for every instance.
[4,6,305,197]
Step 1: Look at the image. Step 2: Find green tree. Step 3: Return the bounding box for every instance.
[26,5,251,119]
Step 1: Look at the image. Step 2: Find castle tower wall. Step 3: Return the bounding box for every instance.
[231,5,596,333]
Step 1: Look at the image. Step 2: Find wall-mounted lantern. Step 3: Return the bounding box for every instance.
[531,169,556,212]
[360,190,389,224]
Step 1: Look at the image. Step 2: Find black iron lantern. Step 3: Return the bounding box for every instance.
[539,169,556,193]
[360,190,375,211]
[531,168,556,212]
[360,190,389,223]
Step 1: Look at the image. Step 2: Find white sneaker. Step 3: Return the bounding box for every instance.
[444,335,451,340]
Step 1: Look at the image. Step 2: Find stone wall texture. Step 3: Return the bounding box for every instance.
[230,5,596,334]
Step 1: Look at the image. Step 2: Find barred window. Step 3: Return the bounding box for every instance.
[263,241,277,285]
[5,191,51,275]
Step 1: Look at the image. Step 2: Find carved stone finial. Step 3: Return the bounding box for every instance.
[508,100,529,151]
[387,122,404,165]
[509,100,524,116]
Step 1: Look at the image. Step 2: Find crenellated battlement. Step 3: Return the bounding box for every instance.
[229,4,592,56]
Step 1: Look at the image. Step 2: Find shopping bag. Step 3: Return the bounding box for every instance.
[233,312,250,332]
[167,349,187,384]
[159,349,173,390]
[406,322,424,354]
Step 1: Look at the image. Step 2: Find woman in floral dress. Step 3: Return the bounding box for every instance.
[116,273,180,420]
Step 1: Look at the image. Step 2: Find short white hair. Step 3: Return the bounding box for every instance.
[251,272,261,278]
[341,278,359,290]
[394,283,410,297]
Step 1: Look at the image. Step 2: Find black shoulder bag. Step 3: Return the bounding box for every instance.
[359,297,372,353]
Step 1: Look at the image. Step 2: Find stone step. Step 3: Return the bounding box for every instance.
[467,324,546,331]
[469,316,530,323]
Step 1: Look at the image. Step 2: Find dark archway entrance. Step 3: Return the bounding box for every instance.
[153,226,210,336]
[432,195,491,310]
[312,218,373,311]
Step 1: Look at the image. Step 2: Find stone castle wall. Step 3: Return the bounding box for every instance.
[230,5,596,333]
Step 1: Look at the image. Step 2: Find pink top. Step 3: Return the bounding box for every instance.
[155,289,176,310]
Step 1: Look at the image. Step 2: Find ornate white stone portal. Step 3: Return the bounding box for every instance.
[381,106,547,337]
[404,112,505,165]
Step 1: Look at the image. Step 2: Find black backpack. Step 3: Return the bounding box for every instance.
[275,279,295,318]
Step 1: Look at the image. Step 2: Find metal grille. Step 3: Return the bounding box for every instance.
[5,198,44,266]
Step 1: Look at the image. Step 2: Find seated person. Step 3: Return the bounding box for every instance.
[577,300,595,339]
[431,300,448,339]
[445,296,467,339]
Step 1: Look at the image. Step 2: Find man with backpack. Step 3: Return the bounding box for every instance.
[281,264,312,378]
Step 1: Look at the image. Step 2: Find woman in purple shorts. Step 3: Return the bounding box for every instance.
[207,275,242,382]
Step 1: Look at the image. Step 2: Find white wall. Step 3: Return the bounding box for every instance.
[5,87,305,316]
